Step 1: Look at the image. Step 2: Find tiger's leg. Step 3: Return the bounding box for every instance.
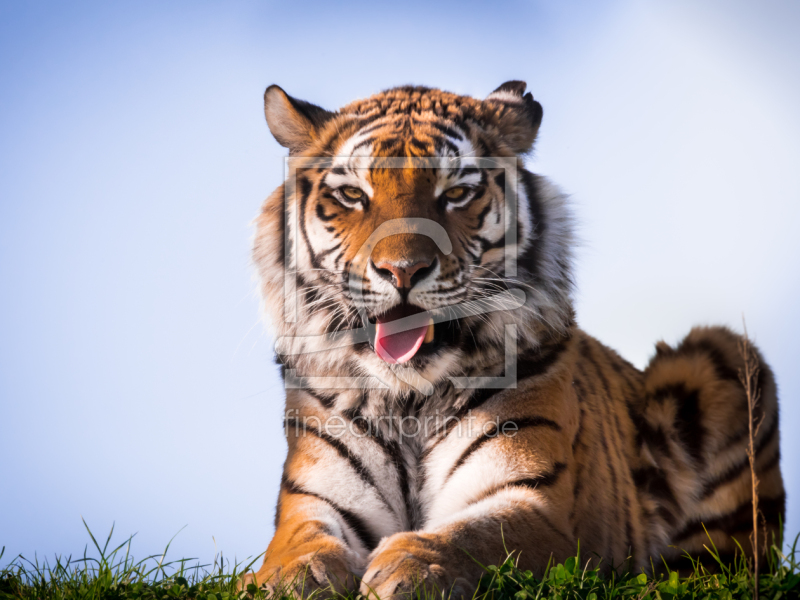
[358,495,577,599]
[359,361,581,599]
[245,483,364,596]
[640,326,784,567]
[247,391,403,596]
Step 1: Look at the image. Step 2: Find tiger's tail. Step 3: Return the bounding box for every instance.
[639,326,784,566]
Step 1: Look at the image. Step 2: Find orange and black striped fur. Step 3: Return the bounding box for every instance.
[248,82,784,597]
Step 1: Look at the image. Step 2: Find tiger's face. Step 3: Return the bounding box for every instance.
[254,82,574,396]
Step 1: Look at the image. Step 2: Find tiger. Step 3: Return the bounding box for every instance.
[247,81,785,598]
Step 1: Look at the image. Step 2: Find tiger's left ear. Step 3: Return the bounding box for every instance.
[484,80,543,154]
[264,85,335,154]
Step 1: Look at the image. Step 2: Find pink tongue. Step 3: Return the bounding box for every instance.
[375,319,429,364]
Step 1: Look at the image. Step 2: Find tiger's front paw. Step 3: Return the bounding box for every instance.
[359,532,475,599]
[245,540,360,598]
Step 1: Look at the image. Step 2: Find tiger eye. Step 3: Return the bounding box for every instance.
[343,187,364,200]
[445,187,466,199]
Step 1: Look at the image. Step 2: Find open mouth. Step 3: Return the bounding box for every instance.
[373,304,435,364]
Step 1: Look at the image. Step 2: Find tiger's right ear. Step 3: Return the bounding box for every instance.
[483,80,543,154]
[263,85,335,154]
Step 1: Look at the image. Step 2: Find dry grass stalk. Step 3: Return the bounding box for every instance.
[738,318,764,600]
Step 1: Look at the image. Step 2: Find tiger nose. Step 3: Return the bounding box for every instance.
[371,259,434,289]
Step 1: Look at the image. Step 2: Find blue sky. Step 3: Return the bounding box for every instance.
[1,0,799,568]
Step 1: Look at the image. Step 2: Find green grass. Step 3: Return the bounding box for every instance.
[2,523,799,600]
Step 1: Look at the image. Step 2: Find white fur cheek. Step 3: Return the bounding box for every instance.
[405,260,442,304]
[360,261,401,311]
[305,204,349,271]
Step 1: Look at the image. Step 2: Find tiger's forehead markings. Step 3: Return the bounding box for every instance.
[432,132,480,197]
[327,116,480,200]
[326,128,376,197]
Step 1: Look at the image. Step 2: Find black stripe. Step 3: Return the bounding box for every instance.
[351,137,374,154]
[281,476,379,550]
[676,338,740,383]
[719,421,750,453]
[439,138,459,155]
[507,463,567,489]
[571,377,588,452]
[579,340,623,549]
[297,174,327,271]
[674,386,706,468]
[340,393,369,435]
[299,388,337,409]
[273,475,284,529]
[375,137,402,155]
[315,202,337,222]
[569,380,596,536]
[355,119,390,137]
[475,234,504,253]
[425,336,571,461]
[445,416,561,482]
[422,119,463,141]
[315,241,342,262]
[633,466,679,521]
[475,462,567,504]
[637,414,671,457]
[274,183,288,267]
[759,448,782,475]
[646,383,706,465]
[720,390,774,453]
[532,505,573,546]
[568,376,589,526]
[410,137,429,152]
[324,308,348,334]
[625,501,634,567]
[493,171,506,196]
[474,135,491,157]
[298,175,313,203]
[283,417,391,509]
[698,415,780,499]
[301,286,320,306]
[586,344,638,561]
[475,201,493,230]
[446,423,499,482]
[459,165,481,178]
[517,170,545,283]
[516,338,570,381]
[675,494,786,541]
[449,336,570,425]
[363,429,413,529]
[513,415,562,432]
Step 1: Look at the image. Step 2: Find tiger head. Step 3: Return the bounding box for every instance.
[253,82,574,400]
